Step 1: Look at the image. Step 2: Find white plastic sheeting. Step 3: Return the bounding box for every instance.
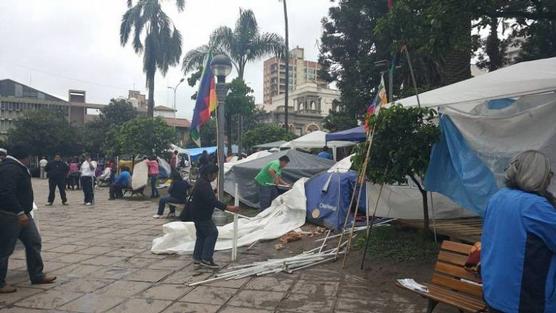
[223,150,272,174]
[327,154,354,173]
[281,131,356,149]
[151,178,308,255]
[396,57,556,110]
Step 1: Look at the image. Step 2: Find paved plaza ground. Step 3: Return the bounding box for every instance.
[0,178,453,313]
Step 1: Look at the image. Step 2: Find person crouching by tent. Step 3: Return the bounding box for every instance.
[318,146,333,160]
[109,167,131,200]
[146,156,160,198]
[153,170,190,219]
[255,155,291,210]
[191,164,239,269]
[481,150,556,313]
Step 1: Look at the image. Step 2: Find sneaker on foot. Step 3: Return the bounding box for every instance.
[32,276,56,285]
[62,202,68,206]
[166,212,176,219]
[200,260,220,269]
[0,285,17,293]
[193,258,201,265]
[85,202,92,206]
[45,202,53,206]
[152,214,163,219]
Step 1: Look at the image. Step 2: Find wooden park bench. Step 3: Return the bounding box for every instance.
[396,240,487,313]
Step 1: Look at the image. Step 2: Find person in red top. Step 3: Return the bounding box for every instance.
[170,150,178,169]
[146,156,160,198]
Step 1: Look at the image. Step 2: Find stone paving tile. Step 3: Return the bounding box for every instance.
[105,248,144,257]
[94,280,152,298]
[76,246,116,255]
[0,287,42,305]
[81,255,126,266]
[53,278,113,293]
[0,308,55,313]
[161,302,221,313]
[140,284,193,301]
[299,268,343,282]
[227,290,286,310]
[108,298,172,313]
[122,269,173,283]
[162,269,212,285]
[54,253,94,264]
[51,264,105,279]
[87,266,137,280]
[59,294,125,313]
[219,306,274,313]
[244,276,295,292]
[48,245,88,254]
[278,293,335,313]
[147,259,189,270]
[205,277,250,289]
[335,297,386,312]
[14,289,83,309]
[180,286,238,305]
[337,284,373,299]
[115,257,156,268]
[291,280,340,296]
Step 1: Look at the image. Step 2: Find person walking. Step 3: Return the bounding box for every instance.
[0,144,57,293]
[481,150,556,313]
[191,164,238,269]
[39,156,48,179]
[153,170,190,219]
[80,154,96,206]
[255,155,291,210]
[45,153,69,206]
[146,156,160,198]
[67,158,80,190]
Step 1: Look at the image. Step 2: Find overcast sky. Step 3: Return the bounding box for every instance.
[0,0,333,119]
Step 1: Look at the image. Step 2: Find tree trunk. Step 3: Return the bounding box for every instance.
[147,78,155,118]
[486,18,502,71]
[439,10,472,86]
[411,176,430,231]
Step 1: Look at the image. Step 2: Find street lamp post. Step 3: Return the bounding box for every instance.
[211,55,233,210]
[168,78,185,128]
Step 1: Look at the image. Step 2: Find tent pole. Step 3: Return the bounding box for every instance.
[360,182,385,269]
[403,46,421,108]
[430,192,438,244]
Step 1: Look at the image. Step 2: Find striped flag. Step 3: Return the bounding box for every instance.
[365,74,388,130]
[190,53,218,146]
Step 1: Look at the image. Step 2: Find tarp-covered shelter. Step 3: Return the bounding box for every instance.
[224,150,335,208]
[305,171,366,231]
[325,126,366,143]
[281,131,356,149]
[253,141,287,149]
[393,57,556,216]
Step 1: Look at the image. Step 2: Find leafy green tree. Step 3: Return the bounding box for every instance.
[7,110,83,157]
[120,0,184,117]
[114,117,176,157]
[243,124,297,150]
[352,105,440,230]
[182,9,284,79]
[225,78,256,154]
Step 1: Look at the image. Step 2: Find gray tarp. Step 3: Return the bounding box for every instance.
[224,150,335,208]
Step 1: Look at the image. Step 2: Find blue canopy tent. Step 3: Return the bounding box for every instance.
[325,126,366,143]
[180,145,238,161]
[305,171,366,231]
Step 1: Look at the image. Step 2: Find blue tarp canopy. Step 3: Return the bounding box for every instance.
[325,126,366,143]
[181,145,238,161]
[305,171,366,231]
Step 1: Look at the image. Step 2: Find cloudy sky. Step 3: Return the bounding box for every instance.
[0,0,334,119]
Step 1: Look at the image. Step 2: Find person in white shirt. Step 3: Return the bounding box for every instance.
[80,154,96,206]
[39,157,48,179]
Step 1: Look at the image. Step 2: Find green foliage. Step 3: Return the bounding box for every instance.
[352,105,439,185]
[114,117,176,157]
[199,118,217,147]
[120,0,184,117]
[182,9,284,81]
[243,124,297,150]
[7,110,84,157]
[322,109,358,132]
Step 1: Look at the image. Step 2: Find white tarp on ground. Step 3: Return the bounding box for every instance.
[281,131,356,149]
[396,57,556,111]
[223,150,272,174]
[151,178,308,255]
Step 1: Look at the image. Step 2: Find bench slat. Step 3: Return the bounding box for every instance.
[431,273,483,298]
[441,241,473,255]
[425,284,486,312]
[438,251,468,267]
[435,261,482,283]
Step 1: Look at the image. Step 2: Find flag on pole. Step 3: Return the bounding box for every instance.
[190,53,218,146]
[387,0,394,9]
[365,74,388,130]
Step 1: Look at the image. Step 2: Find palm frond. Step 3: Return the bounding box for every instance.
[120,9,133,45]
[175,0,185,12]
[182,45,211,73]
[127,0,133,8]
[248,32,285,60]
[210,26,235,54]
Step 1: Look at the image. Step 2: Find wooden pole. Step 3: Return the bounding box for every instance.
[360,182,385,269]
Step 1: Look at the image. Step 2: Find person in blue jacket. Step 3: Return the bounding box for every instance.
[108,167,131,200]
[481,150,556,313]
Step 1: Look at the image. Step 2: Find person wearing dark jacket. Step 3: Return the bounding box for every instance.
[45,153,69,206]
[153,170,191,218]
[0,145,56,294]
[191,164,238,269]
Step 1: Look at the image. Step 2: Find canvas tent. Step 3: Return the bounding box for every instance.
[305,171,366,230]
[325,126,366,143]
[224,150,272,174]
[393,57,556,216]
[281,131,356,149]
[224,150,335,209]
[253,141,287,149]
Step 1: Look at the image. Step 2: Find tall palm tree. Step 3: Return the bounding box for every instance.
[120,0,184,117]
[182,9,284,80]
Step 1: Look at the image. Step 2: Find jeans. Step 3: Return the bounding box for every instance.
[48,177,67,203]
[157,195,184,215]
[259,185,278,210]
[81,176,95,204]
[0,211,45,287]
[150,175,159,197]
[193,220,218,262]
[109,183,125,199]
